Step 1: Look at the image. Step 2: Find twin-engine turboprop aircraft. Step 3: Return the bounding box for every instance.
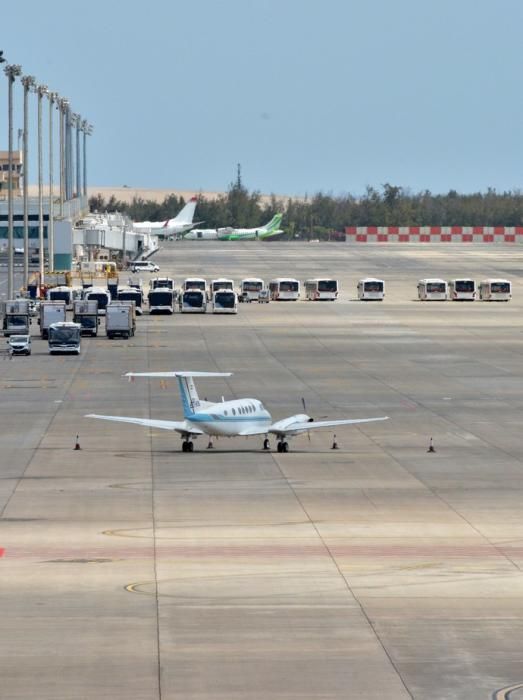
[85,371,388,453]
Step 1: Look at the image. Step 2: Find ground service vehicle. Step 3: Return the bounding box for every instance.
[212,290,238,314]
[2,300,31,336]
[118,287,144,315]
[131,260,160,273]
[209,278,234,299]
[357,278,385,301]
[47,286,74,309]
[84,287,111,314]
[268,278,300,301]
[417,279,448,301]
[258,289,270,303]
[479,279,511,301]
[7,334,31,355]
[240,278,265,301]
[180,289,207,313]
[39,301,66,339]
[150,277,174,290]
[106,302,136,339]
[148,288,174,314]
[448,279,476,301]
[48,322,81,354]
[304,278,339,301]
[73,300,99,336]
[183,278,206,292]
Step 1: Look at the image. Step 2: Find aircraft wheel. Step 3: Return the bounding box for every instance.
[282,442,289,453]
[277,442,283,453]
[188,441,194,452]
[182,441,188,452]
[263,438,270,450]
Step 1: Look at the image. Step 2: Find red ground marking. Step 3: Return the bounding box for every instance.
[0,548,5,558]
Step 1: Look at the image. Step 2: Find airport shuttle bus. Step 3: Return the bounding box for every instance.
[148,288,174,314]
[417,279,448,301]
[240,278,265,301]
[304,278,339,301]
[183,278,206,292]
[118,287,144,315]
[479,279,512,301]
[448,278,476,301]
[151,277,175,290]
[84,287,111,314]
[180,289,207,313]
[209,278,234,298]
[47,286,74,309]
[268,278,300,301]
[48,321,81,355]
[212,289,238,314]
[357,278,385,301]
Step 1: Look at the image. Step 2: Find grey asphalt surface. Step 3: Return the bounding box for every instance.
[1,241,523,699]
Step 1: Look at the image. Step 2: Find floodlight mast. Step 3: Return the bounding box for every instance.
[4,63,22,300]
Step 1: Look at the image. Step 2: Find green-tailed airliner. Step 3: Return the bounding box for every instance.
[217,213,283,240]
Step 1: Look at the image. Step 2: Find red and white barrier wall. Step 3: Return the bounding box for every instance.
[345,226,523,243]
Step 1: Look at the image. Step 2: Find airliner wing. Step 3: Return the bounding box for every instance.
[269,416,388,436]
[85,414,204,435]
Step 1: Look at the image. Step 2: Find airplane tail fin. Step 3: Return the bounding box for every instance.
[264,213,283,231]
[124,370,232,418]
[168,197,198,225]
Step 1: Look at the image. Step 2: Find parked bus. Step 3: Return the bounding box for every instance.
[48,321,81,355]
[304,278,339,301]
[150,277,175,290]
[448,279,476,301]
[479,279,511,301]
[84,287,111,314]
[118,286,144,315]
[183,277,206,292]
[240,278,265,302]
[180,288,207,313]
[357,278,385,301]
[209,278,234,299]
[417,279,448,301]
[212,289,238,314]
[47,285,74,309]
[148,288,174,314]
[268,278,300,301]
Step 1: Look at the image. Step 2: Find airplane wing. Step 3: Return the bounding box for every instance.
[85,414,204,435]
[269,416,389,436]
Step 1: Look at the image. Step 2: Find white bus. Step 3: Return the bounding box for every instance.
[180,288,207,313]
[212,289,238,314]
[240,278,265,302]
[47,286,74,309]
[357,278,385,301]
[417,279,448,301]
[304,278,339,301]
[268,278,300,301]
[479,279,511,301]
[448,279,476,301]
[210,278,234,293]
[84,287,112,314]
[183,277,206,292]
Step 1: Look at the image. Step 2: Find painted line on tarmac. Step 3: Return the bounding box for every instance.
[0,548,4,557]
[493,684,523,699]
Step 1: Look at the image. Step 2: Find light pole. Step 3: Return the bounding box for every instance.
[82,122,92,200]
[48,92,58,273]
[72,113,81,198]
[58,97,68,217]
[21,74,35,288]
[35,84,48,286]
[4,63,22,300]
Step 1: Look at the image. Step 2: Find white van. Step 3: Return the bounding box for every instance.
[130,260,160,273]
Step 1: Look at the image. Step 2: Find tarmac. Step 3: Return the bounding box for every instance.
[1,241,523,699]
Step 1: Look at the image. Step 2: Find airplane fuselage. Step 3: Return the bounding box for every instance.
[186,398,272,436]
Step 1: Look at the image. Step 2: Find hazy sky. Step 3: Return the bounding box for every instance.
[2,0,523,196]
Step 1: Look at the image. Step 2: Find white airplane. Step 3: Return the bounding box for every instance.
[183,214,283,241]
[132,197,199,237]
[85,371,388,452]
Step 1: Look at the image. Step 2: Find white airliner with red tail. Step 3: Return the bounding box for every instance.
[86,371,388,453]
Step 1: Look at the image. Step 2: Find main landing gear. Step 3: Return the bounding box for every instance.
[277,440,289,453]
[263,438,270,450]
[182,440,194,452]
